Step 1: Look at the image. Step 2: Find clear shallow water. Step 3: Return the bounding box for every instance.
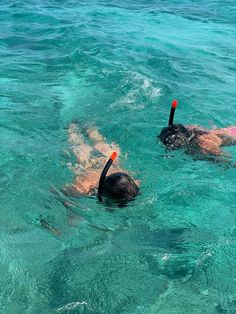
[0,0,236,313]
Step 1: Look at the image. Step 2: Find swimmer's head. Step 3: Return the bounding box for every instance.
[158,123,191,150]
[102,172,139,205]
[97,152,139,206]
[158,100,190,150]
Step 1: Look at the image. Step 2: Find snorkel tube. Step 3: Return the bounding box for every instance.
[97,152,117,201]
[168,99,178,125]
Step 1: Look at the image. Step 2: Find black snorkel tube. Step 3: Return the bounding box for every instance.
[97,152,117,202]
[168,99,178,125]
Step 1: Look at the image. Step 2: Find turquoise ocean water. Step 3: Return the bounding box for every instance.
[0,0,236,313]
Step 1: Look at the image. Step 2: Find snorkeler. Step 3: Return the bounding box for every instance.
[158,100,236,162]
[41,124,139,236]
[63,123,139,206]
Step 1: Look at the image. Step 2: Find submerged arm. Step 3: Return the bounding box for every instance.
[87,127,121,162]
[68,123,93,169]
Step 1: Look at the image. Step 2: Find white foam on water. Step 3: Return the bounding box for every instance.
[56,300,91,312]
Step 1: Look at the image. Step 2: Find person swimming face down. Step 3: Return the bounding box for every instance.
[97,152,139,206]
[158,100,193,151]
[157,101,236,164]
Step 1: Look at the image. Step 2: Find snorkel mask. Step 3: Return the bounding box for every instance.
[158,100,191,150]
[97,152,139,204]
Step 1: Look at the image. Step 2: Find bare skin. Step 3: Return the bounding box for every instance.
[65,123,131,196]
[186,125,236,157]
[42,126,126,235]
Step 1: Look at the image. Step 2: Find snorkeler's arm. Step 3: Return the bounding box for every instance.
[87,127,121,160]
[86,127,104,143]
[94,142,121,159]
[68,123,93,169]
[39,216,62,236]
[51,185,84,207]
[61,185,85,197]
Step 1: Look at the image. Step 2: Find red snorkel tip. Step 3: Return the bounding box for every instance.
[110,151,117,161]
[172,99,178,109]
[168,99,178,125]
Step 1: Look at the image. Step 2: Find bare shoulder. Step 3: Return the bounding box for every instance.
[198,133,222,145]
[74,171,101,194]
[197,133,222,155]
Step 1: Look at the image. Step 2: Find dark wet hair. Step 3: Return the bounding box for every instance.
[158,124,192,151]
[101,172,139,205]
[97,152,139,206]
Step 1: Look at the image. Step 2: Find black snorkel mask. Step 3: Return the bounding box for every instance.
[158,100,191,150]
[97,151,117,202]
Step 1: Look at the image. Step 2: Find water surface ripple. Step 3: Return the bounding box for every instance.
[0,0,236,313]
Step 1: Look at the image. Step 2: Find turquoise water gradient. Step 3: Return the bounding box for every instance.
[0,0,236,312]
